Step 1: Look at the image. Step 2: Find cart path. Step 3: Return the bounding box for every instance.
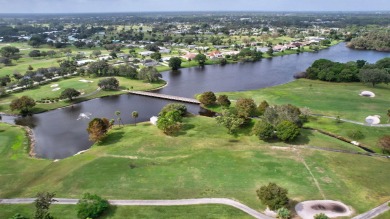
[0,198,273,219]
[352,201,390,219]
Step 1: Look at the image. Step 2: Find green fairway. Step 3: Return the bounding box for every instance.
[0,76,165,114]
[0,204,252,219]
[219,79,390,123]
[0,116,388,218]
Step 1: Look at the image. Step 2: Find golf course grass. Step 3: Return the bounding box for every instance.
[0,76,165,114]
[0,115,389,218]
[219,79,390,123]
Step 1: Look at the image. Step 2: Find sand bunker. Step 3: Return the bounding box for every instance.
[79,79,93,83]
[360,91,375,97]
[52,87,61,91]
[295,200,353,219]
[365,115,381,125]
[50,84,59,88]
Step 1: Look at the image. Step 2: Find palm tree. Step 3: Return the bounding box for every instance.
[132,111,139,126]
[115,111,123,126]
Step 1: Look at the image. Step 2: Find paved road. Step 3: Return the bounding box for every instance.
[312,115,390,127]
[352,201,390,219]
[0,198,273,219]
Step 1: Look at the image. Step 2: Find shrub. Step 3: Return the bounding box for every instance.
[199,91,216,106]
[276,121,300,142]
[217,95,231,108]
[257,100,269,116]
[77,193,110,219]
[256,183,289,210]
[252,120,275,141]
[160,103,187,117]
[378,136,390,154]
[314,213,329,219]
[235,98,257,119]
[277,207,291,219]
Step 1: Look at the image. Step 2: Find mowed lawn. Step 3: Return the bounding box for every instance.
[0,76,165,113]
[0,116,388,218]
[220,79,390,123]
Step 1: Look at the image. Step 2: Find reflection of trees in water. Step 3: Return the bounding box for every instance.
[15,115,38,129]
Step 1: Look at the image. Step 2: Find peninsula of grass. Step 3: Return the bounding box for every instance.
[0,116,388,218]
[0,76,165,114]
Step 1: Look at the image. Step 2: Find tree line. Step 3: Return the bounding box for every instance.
[297,57,390,86]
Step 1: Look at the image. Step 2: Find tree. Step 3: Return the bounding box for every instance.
[87,118,111,142]
[115,111,124,126]
[198,91,216,106]
[77,193,110,219]
[168,57,182,70]
[217,95,231,108]
[34,192,56,219]
[252,120,275,141]
[235,98,257,120]
[314,213,329,219]
[359,68,390,87]
[60,88,81,101]
[98,77,119,90]
[256,183,289,211]
[277,207,291,219]
[194,53,207,66]
[88,60,109,76]
[138,66,162,83]
[157,110,182,135]
[160,103,187,117]
[92,50,102,57]
[109,51,117,59]
[0,46,20,58]
[378,136,390,154]
[276,120,300,142]
[29,50,41,57]
[10,96,36,114]
[257,100,269,116]
[263,104,303,127]
[267,48,273,56]
[132,111,139,126]
[216,110,245,134]
[151,52,161,61]
[28,35,46,48]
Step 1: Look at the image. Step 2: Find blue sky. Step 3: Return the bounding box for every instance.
[0,0,389,13]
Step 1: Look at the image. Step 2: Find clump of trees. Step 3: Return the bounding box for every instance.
[303,57,390,86]
[348,31,390,52]
[256,182,289,211]
[157,103,187,135]
[87,117,112,142]
[252,104,304,142]
[198,91,217,106]
[77,193,110,219]
[138,66,162,83]
[194,54,207,66]
[168,57,182,70]
[60,88,81,101]
[98,77,119,90]
[216,109,245,134]
[10,96,36,114]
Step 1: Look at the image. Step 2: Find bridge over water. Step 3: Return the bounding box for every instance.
[128,91,200,104]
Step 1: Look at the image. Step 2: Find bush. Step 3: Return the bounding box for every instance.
[378,136,390,154]
[277,207,291,219]
[199,91,216,106]
[314,213,329,219]
[347,130,365,140]
[276,121,300,142]
[217,95,231,108]
[256,183,289,210]
[77,193,110,219]
[252,120,275,141]
[235,98,258,119]
[160,103,187,117]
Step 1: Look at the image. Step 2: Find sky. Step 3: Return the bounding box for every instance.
[0,0,389,13]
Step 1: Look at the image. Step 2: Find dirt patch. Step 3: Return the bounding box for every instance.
[295,200,353,219]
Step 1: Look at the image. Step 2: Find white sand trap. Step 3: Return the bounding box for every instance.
[79,79,93,83]
[365,115,381,125]
[360,91,375,97]
[52,87,61,91]
[50,84,59,87]
[295,200,353,219]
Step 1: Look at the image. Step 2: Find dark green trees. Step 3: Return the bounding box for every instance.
[77,193,110,219]
[10,96,36,114]
[168,57,182,70]
[60,88,81,101]
[256,183,289,211]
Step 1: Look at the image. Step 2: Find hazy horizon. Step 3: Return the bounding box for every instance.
[0,0,389,14]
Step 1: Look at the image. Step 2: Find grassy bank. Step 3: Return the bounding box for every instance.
[0,76,165,114]
[0,116,388,218]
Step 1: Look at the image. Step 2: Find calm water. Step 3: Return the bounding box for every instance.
[2,43,390,159]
